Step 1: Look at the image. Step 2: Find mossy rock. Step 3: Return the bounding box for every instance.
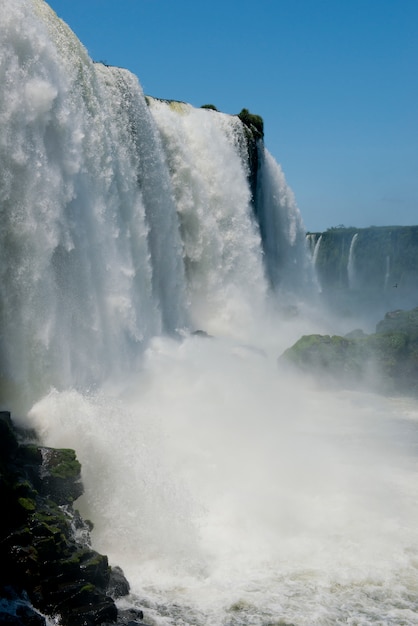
[40,448,83,503]
[376,307,418,337]
[42,448,81,480]
[17,496,37,512]
[280,307,418,395]
[281,334,352,372]
[0,414,124,625]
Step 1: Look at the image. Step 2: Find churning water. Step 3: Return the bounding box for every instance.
[30,333,418,626]
[2,2,418,624]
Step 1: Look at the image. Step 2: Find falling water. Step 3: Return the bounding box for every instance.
[255,149,313,295]
[310,234,323,292]
[2,2,418,625]
[347,232,359,289]
[312,234,322,265]
[384,255,391,290]
[147,97,269,337]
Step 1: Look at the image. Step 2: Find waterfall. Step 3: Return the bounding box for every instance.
[255,149,312,294]
[347,232,359,289]
[312,234,322,265]
[305,234,322,293]
[147,97,269,336]
[2,3,418,626]
[312,234,323,292]
[384,255,391,290]
[1,0,183,401]
[306,233,315,255]
[0,0,312,407]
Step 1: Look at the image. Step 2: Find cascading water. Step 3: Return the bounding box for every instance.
[2,2,418,625]
[384,255,391,290]
[147,97,269,337]
[255,149,314,297]
[307,233,323,293]
[347,232,359,289]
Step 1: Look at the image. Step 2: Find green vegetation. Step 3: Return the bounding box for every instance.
[18,497,36,511]
[237,108,264,138]
[47,448,81,480]
[200,104,218,111]
[280,307,418,395]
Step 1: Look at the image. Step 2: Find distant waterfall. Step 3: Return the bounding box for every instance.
[306,233,315,255]
[384,255,391,290]
[312,234,323,291]
[347,233,359,289]
[312,235,322,265]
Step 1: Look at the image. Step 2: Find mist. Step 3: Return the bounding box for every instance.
[29,311,418,625]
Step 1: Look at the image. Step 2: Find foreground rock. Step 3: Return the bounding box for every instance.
[0,411,142,626]
[279,307,418,395]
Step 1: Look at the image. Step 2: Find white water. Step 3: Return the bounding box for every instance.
[384,255,391,291]
[347,233,359,290]
[308,234,323,293]
[2,2,418,625]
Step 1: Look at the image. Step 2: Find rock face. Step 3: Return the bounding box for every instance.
[0,412,135,626]
[309,226,418,292]
[308,226,418,321]
[279,307,418,395]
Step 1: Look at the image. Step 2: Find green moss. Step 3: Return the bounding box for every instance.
[201,104,218,111]
[32,507,69,529]
[18,496,36,511]
[13,479,38,499]
[280,307,418,395]
[48,449,81,480]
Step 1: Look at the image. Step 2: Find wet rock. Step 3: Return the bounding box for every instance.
[107,566,130,598]
[0,412,138,626]
[111,607,147,625]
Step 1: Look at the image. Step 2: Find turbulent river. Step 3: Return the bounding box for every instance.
[30,327,418,626]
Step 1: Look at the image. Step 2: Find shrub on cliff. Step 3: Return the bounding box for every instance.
[237,108,264,139]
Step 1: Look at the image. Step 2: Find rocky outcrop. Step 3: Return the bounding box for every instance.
[279,307,418,395]
[307,226,418,321]
[0,412,143,626]
[309,226,418,292]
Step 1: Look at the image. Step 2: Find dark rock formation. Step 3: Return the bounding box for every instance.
[309,226,418,292]
[0,412,136,626]
[236,109,263,208]
[279,307,418,396]
[307,226,418,321]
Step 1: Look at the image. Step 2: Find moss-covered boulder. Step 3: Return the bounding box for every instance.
[279,307,418,395]
[39,447,83,504]
[0,411,134,626]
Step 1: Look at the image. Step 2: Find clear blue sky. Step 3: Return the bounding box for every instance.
[46,0,417,232]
